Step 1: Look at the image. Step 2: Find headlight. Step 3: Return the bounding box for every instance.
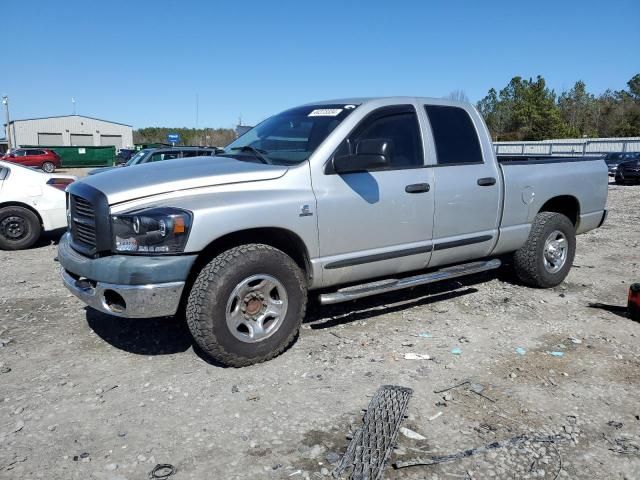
[111,207,192,254]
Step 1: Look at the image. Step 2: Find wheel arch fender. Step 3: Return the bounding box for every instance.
[536,195,580,226]
[179,227,312,312]
[0,201,44,227]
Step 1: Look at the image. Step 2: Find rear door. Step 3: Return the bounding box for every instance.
[423,104,501,268]
[28,149,46,167]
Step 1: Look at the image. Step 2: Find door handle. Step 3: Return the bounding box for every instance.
[477,177,496,186]
[405,183,430,193]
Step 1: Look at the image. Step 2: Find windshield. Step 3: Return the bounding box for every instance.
[223,104,359,165]
[125,150,150,166]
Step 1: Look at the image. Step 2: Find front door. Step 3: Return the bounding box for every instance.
[313,104,435,287]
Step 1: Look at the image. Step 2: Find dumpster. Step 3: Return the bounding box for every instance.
[22,145,116,167]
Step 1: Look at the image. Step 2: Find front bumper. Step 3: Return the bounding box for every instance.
[58,232,196,318]
[61,269,184,318]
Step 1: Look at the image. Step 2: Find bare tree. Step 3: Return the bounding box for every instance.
[446,90,470,103]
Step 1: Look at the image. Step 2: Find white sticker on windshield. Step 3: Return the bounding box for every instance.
[308,108,343,117]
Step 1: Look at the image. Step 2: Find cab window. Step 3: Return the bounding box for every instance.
[149,151,181,162]
[425,105,483,165]
[334,105,424,170]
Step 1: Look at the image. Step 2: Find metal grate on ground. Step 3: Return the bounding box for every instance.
[333,385,413,480]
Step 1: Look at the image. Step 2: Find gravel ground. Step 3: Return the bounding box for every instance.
[0,182,639,480]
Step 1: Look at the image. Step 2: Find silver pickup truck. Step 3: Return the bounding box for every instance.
[59,97,608,366]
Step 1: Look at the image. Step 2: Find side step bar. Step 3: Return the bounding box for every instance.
[319,259,502,305]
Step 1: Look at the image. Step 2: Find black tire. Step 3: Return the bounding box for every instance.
[513,212,576,288]
[186,244,307,367]
[0,206,42,250]
[42,162,56,173]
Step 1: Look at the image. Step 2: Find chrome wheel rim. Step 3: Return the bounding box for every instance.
[543,230,568,274]
[42,162,54,173]
[225,274,288,343]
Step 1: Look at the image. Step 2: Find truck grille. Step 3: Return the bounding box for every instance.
[70,194,97,249]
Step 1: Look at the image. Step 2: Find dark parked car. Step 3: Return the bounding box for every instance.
[1,148,61,173]
[615,156,640,184]
[88,147,221,175]
[605,152,640,176]
[115,148,137,165]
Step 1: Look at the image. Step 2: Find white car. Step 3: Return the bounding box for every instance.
[0,161,76,250]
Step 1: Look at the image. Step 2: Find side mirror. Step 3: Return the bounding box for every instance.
[332,139,393,174]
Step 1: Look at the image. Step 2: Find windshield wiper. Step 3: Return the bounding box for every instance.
[229,146,272,165]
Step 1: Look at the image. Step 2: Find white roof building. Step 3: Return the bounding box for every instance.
[6,115,133,150]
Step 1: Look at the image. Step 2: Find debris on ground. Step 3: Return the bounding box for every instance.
[149,463,176,479]
[399,427,426,441]
[428,411,443,421]
[403,353,431,360]
[393,434,566,470]
[603,435,640,456]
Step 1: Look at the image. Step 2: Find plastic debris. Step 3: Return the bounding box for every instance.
[418,332,432,338]
[450,347,462,355]
[548,351,564,357]
[515,347,527,355]
[400,427,426,440]
[404,353,431,360]
[428,411,443,421]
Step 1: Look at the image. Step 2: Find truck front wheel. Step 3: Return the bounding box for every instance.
[186,244,307,367]
[513,212,576,288]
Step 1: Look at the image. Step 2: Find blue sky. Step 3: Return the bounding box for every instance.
[3,0,639,129]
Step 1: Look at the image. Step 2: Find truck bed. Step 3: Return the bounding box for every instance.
[489,155,608,257]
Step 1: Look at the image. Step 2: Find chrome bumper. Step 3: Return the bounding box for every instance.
[61,269,184,318]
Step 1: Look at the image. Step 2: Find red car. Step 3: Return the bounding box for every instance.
[1,148,61,173]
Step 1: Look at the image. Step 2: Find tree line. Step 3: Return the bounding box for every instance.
[133,74,640,146]
[476,74,640,141]
[133,127,237,147]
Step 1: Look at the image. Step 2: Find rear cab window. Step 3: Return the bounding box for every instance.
[425,105,483,166]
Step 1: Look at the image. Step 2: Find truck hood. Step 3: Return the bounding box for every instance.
[78,156,289,204]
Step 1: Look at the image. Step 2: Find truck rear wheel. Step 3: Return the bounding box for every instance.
[0,206,42,250]
[186,244,307,367]
[513,212,576,288]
